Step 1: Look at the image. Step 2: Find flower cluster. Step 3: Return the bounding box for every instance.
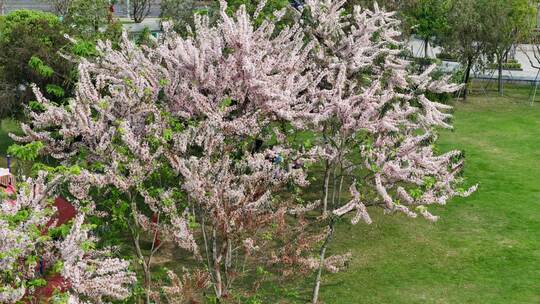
[301,0,476,222]
[0,174,135,303]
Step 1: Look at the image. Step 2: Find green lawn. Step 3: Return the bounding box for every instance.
[293,90,540,303]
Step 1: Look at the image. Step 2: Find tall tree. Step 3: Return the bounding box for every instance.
[402,0,450,58]
[299,1,476,302]
[15,1,317,300]
[63,0,113,38]
[441,0,487,99]
[131,0,154,23]
[48,0,73,16]
[481,0,537,95]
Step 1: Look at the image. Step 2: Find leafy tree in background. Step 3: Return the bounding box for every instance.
[131,0,154,23]
[440,0,488,99]
[209,0,292,25]
[402,0,450,58]
[160,0,197,34]
[48,0,73,16]
[63,0,121,40]
[0,10,73,119]
[480,0,537,95]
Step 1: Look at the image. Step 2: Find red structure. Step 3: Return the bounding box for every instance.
[1,167,77,301]
[35,197,77,300]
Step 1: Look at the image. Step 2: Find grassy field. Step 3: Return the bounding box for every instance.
[273,88,540,303]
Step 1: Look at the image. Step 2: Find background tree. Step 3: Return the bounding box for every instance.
[441,0,487,99]
[63,0,115,39]
[480,0,537,95]
[0,10,73,119]
[160,0,197,33]
[402,0,450,58]
[131,0,154,23]
[48,0,73,16]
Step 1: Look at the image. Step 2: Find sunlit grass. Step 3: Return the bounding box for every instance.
[256,85,540,303]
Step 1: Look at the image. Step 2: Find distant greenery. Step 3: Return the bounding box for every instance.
[0,4,122,119]
[488,59,523,71]
[63,0,122,40]
[0,10,72,118]
[160,0,197,34]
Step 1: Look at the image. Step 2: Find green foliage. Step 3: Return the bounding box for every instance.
[160,0,197,34]
[208,0,294,28]
[403,0,450,54]
[7,141,44,162]
[52,261,64,273]
[71,40,98,57]
[29,56,55,78]
[63,0,112,39]
[48,222,73,239]
[135,26,156,47]
[0,10,72,118]
[27,278,47,288]
[46,84,66,98]
[488,60,523,70]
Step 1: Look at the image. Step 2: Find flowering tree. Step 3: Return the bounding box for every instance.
[151,0,320,297]
[15,0,319,300]
[297,1,477,302]
[12,36,198,301]
[0,173,135,303]
[13,0,477,302]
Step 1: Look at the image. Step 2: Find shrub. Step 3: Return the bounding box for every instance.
[0,10,73,119]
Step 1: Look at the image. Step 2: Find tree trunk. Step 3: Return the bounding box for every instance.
[337,175,344,205]
[143,266,152,304]
[462,58,473,99]
[312,221,335,304]
[322,160,331,216]
[211,229,227,300]
[424,38,429,58]
[131,232,152,304]
[129,198,152,304]
[330,164,338,209]
[498,57,503,96]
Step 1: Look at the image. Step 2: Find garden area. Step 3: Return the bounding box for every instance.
[1,1,539,304]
